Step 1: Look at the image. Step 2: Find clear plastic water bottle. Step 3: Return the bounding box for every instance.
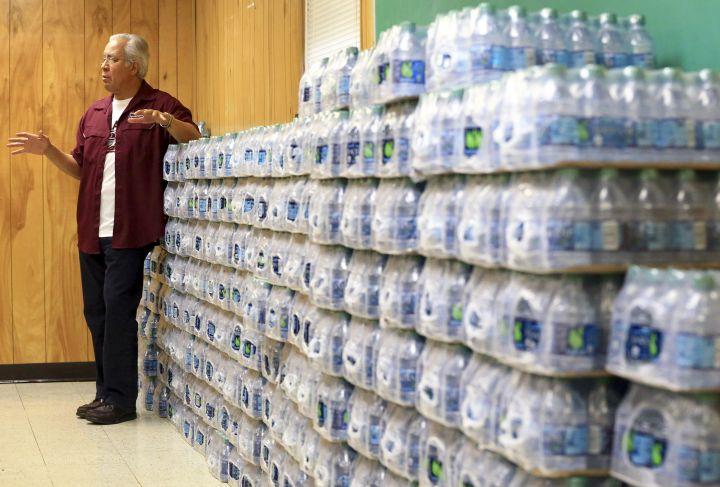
[469,3,506,83]
[535,8,570,67]
[461,268,505,355]
[143,342,158,377]
[417,175,466,259]
[309,245,352,311]
[336,47,359,109]
[417,258,472,343]
[652,68,695,161]
[505,173,549,270]
[388,22,427,101]
[378,255,425,330]
[346,388,387,460]
[412,90,464,175]
[342,317,381,390]
[318,110,349,179]
[694,70,720,161]
[312,439,357,487]
[372,179,424,255]
[309,179,346,245]
[302,307,348,376]
[627,14,654,68]
[314,375,353,442]
[357,105,384,177]
[375,328,425,406]
[163,143,178,181]
[313,57,330,114]
[377,102,415,178]
[340,179,378,250]
[416,342,472,428]
[672,170,710,261]
[349,49,373,109]
[566,10,597,68]
[379,405,425,480]
[596,13,630,69]
[502,6,537,71]
[350,457,406,487]
[343,251,387,319]
[419,420,464,487]
[459,355,508,447]
[298,62,315,118]
[629,169,675,263]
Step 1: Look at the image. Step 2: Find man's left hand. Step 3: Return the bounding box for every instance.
[127,109,171,126]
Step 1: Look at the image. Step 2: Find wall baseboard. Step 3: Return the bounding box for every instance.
[0,362,95,383]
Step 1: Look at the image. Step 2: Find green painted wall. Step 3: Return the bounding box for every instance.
[375,0,720,71]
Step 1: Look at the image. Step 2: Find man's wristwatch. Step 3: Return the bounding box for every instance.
[159,113,174,129]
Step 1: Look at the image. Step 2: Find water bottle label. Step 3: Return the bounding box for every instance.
[678,447,720,483]
[655,119,694,149]
[243,196,255,214]
[332,407,349,432]
[427,444,445,484]
[626,428,667,468]
[588,424,613,455]
[257,200,268,221]
[464,126,483,156]
[676,333,719,369]
[589,117,631,149]
[194,392,202,408]
[242,340,257,359]
[570,50,596,68]
[537,115,580,147]
[597,52,629,69]
[553,323,600,356]
[543,424,589,456]
[332,336,344,369]
[183,419,191,437]
[316,400,327,427]
[513,317,541,351]
[537,48,570,67]
[302,85,311,103]
[377,62,390,85]
[491,45,509,71]
[205,403,215,421]
[381,138,395,164]
[205,360,214,381]
[471,44,493,71]
[700,121,720,149]
[631,52,655,69]
[626,324,663,362]
[397,136,410,164]
[507,47,536,70]
[591,220,621,251]
[338,74,351,101]
[640,222,668,251]
[363,141,375,164]
[347,141,360,166]
[400,364,417,394]
[392,60,425,84]
[198,199,208,214]
[673,221,708,251]
[316,144,329,165]
[547,219,593,251]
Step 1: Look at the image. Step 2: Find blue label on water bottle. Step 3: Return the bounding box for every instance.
[332,407,349,433]
[700,121,720,149]
[625,324,663,362]
[627,429,667,468]
[589,117,631,149]
[338,74,351,103]
[427,444,445,484]
[381,138,394,164]
[243,196,255,214]
[286,199,299,222]
[347,141,360,166]
[537,48,570,67]
[302,85,311,103]
[205,361,214,381]
[655,119,692,149]
[676,333,719,370]
[543,424,589,456]
[537,115,580,147]
[570,50,596,68]
[317,400,327,427]
[400,362,417,395]
[513,317,541,351]
[597,52,629,69]
[397,136,410,165]
[316,144,329,165]
[363,141,375,165]
[257,200,268,221]
[640,222,668,251]
[491,45,510,71]
[392,60,425,84]
[547,220,593,251]
[631,52,655,69]
[471,44,493,71]
[507,46,536,70]
[678,447,720,483]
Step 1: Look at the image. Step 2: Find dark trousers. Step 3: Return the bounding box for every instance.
[79,238,154,410]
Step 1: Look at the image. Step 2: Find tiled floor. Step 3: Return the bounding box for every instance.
[0,381,225,487]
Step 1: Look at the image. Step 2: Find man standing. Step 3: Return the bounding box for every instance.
[7,34,200,424]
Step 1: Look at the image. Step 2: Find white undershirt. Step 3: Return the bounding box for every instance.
[99,97,132,238]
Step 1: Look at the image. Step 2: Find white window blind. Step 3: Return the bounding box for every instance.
[305,0,361,69]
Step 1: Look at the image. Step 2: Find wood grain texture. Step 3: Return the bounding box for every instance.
[158,0,177,95]
[131,0,159,87]
[85,0,113,362]
[112,0,131,33]
[360,0,374,49]
[193,0,303,133]
[9,0,46,364]
[42,0,85,362]
[176,0,194,112]
[0,0,12,364]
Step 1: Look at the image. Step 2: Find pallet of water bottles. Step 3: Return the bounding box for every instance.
[140,242,720,485]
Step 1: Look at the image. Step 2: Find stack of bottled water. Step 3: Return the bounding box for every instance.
[143,2,720,485]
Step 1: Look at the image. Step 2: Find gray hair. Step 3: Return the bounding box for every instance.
[109,33,149,79]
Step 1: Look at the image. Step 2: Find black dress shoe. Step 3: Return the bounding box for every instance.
[84,403,137,425]
[76,398,104,418]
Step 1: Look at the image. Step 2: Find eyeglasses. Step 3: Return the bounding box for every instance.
[101,55,124,66]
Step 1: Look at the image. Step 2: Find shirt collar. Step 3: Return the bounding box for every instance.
[98,80,157,114]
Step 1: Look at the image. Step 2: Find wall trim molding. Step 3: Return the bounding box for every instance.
[0,362,95,383]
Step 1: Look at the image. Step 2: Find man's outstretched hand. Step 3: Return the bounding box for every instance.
[7,131,50,156]
[127,109,171,126]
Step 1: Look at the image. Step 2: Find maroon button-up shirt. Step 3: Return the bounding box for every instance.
[72,81,196,254]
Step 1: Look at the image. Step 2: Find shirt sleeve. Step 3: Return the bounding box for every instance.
[165,98,198,143]
[71,112,87,167]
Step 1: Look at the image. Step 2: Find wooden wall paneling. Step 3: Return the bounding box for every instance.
[84,0,113,362]
[208,0,219,132]
[0,0,12,364]
[158,0,177,96]
[360,0,375,50]
[194,0,207,127]
[176,0,194,113]
[239,0,251,129]
[42,0,85,362]
[253,0,270,125]
[112,0,131,33]
[288,0,303,119]
[9,0,46,364]
[267,0,285,124]
[131,0,159,87]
